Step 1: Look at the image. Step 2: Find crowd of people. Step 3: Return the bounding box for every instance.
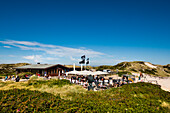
[4,74,31,82]
[2,72,142,91]
[66,75,127,91]
[4,75,20,82]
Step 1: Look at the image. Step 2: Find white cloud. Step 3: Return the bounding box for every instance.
[3,46,11,48]
[23,55,42,63]
[0,40,116,65]
[23,54,60,63]
[0,40,104,58]
[70,56,79,61]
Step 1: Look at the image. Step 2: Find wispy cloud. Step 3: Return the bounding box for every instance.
[23,55,42,63]
[0,40,109,64]
[3,46,11,48]
[70,56,79,62]
[23,55,59,63]
[0,40,104,58]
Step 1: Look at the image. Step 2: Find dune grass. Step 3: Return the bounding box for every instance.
[0,78,86,100]
[0,82,170,112]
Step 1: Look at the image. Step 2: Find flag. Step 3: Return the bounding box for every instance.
[79,55,86,64]
[86,58,89,64]
[81,55,85,59]
[79,59,85,64]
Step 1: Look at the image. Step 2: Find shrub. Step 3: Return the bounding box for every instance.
[27,79,71,88]
[130,68,137,72]
[118,71,132,77]
[0,83,169,112]
[18,72,33,79]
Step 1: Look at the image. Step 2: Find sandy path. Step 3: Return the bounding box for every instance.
[144,76,170,92]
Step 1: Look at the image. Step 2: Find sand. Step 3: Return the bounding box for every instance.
[108,73,170,92]
[144,75,170,92]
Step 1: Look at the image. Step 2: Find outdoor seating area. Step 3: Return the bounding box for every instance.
[57,74,131,91]
[1,67,159,92]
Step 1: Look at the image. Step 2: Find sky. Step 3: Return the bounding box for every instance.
[0,0,170,66]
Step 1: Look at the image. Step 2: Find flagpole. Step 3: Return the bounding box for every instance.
[81,64,83,71]
[85,63,87,70]
[73,63,75,71]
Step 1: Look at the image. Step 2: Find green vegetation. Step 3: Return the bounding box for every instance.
[130,68,137,72]
[27,79,71,88]
[117,71,132,77]
[140,69,157,75]
[0,79,86,99]
[18,72,33,79]
[93,61,170,77]
[0,63,29,76]
[0,89,72,112]
[0,81,169,112]
[95,65,114,71]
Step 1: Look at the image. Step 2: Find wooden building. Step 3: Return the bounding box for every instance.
[15,64,70,76]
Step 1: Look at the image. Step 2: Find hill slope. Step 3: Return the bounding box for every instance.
[95,61,170,77]
[0,82,169,112]
[0,63,29,75]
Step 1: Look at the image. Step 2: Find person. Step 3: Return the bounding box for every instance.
[71,76,73,83]
[126,76,129,83]
[87,75,94,91]
[12,75,15,81]
[46,75,49,79]
[16,75,20,82]
[140,72,143,78]
[8,75,11,80]
[139,76,141,80]
[102,77,105,86]
[5,75,8,81]
[25,75,29,79]
[72,76,75,83]
[78,76,81,82]
[109,77,113,86]
[49,76,51,80]
[95,75,99,88]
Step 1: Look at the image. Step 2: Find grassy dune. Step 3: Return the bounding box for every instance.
[0,77,86,100]
[0,78,170,112]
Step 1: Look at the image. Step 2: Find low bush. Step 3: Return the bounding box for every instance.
[27,79,71,88]
[0,89,75,112]
[118,71,132,77]
[18,72,33,79]
[0,82,169,112]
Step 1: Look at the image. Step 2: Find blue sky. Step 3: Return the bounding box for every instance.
[0,0,170,65]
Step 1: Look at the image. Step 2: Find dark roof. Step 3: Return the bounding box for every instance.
[15,64,68,69]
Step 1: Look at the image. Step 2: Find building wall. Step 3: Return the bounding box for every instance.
[16,65,69,76]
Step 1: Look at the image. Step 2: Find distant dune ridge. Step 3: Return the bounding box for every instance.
[95,61,170,77]
[0,63,30,75]
[0,61,170,77]
[116,61,170,77]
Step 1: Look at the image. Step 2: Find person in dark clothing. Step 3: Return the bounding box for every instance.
[16,76,20,82]
[96,75,99,81]
[87,75,94,91]
[95,75,99,88]
[100,76,103,80]
[71,76,73,83]
[102,77,105,86]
